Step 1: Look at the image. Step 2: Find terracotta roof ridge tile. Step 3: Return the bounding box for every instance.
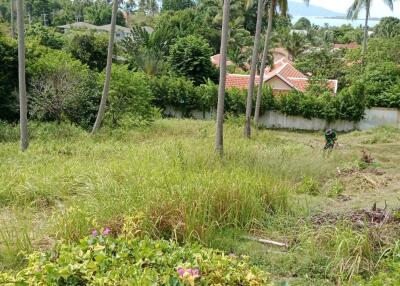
[287,77,308,80]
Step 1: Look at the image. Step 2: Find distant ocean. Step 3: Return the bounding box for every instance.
[292,16,380,27]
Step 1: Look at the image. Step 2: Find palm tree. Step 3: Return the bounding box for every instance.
[122,25,173,75]
[16,0,28,151]
[283,31,307,60]
[347,0,396,61]
[92,0,118,133]
[254,0,309,127]
[254,0,276,127]
[215,0,230,156]
[244,0,264,138]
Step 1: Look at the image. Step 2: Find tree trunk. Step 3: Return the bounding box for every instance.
[215,0,230,157]
[91,0,118,133]
[254,0,274,127]
[11,0,15,39]
[361,1,370,63]
[16,0,28,151]
[244,0,264,138]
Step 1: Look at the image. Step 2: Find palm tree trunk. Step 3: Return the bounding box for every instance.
[16,0,28,151]
[361,1,370,62]
[244,0,264,138]
[215,0,230,156]
[91,0,118,133]
[254,0,274,127]
[11,0,15,39]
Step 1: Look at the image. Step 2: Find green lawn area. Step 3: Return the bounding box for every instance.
[0,119,399,285]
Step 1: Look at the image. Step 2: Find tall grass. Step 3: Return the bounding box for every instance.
[0,119,356,270]
[0,211,33,270]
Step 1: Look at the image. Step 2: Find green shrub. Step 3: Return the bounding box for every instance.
[371,81,400,108]
[344,61,400,109]
[273,88,365,122]
[148,75,366,122]
[225,88,247,115]
[25,23,65,50]
[336,84,366,121]
[104,65,158,126]
[328,179,344,197]
[150,75,199,116]
[65,32,109,71]
[0,235,273,285]
[28,49,99,129]
[0,36,18,122]
[297,176,320,195]
[168,35,216,85]
[195,79,218,111]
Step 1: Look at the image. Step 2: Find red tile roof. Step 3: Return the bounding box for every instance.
[264,58,338,94]
[213,56,338,94]
[225,74,261,89]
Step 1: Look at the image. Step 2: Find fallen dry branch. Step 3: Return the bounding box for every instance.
[242,236,288,247]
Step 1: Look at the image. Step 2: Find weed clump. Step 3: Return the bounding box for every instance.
[0,234,273,285]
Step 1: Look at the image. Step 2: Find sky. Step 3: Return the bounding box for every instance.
[291,0,400,18]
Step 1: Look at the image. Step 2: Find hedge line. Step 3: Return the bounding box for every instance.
[150,76,366,122]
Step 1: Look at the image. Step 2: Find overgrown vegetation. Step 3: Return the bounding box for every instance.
[1,1,400,285]
[0,234,272,285]
[1,120,399,285]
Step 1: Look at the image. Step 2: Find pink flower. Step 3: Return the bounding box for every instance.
[102,227,111,236]
[178,267,185,277]
[177,267,200,278]
[192,268,200,278]
[91,229,98,236]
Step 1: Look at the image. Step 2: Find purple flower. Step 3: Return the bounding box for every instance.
[103,227,111,236]
[91,229,98,237]
[177,267,185,277]
[177,267,200,278]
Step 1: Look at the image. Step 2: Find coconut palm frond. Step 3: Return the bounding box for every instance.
[347,0,365,20]
[383,0,395,10]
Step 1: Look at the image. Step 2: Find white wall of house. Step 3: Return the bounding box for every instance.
[359,108,400,130]
[257,108,400,131]
[258,111,357,131]
[164,107,400,131]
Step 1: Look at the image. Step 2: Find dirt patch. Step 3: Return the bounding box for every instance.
[312,204,400,227]
[334,167,390,194]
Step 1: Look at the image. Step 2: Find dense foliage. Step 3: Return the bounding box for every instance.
[0,234,272,285]
[26,23,65,49]
[1,10,399,126]
[168,35,216,85]
[28,49,100,128]
[373,17,400,38]
[294,48,346,81]
[122,24,173,75]
[0,36,18,122]
[103,65,157,126]
[343,37,400,109]
[65,32,109,71]
[267,87,365,122]
[83,0,126,26]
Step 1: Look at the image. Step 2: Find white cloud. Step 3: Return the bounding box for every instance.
[290,0,400,17]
